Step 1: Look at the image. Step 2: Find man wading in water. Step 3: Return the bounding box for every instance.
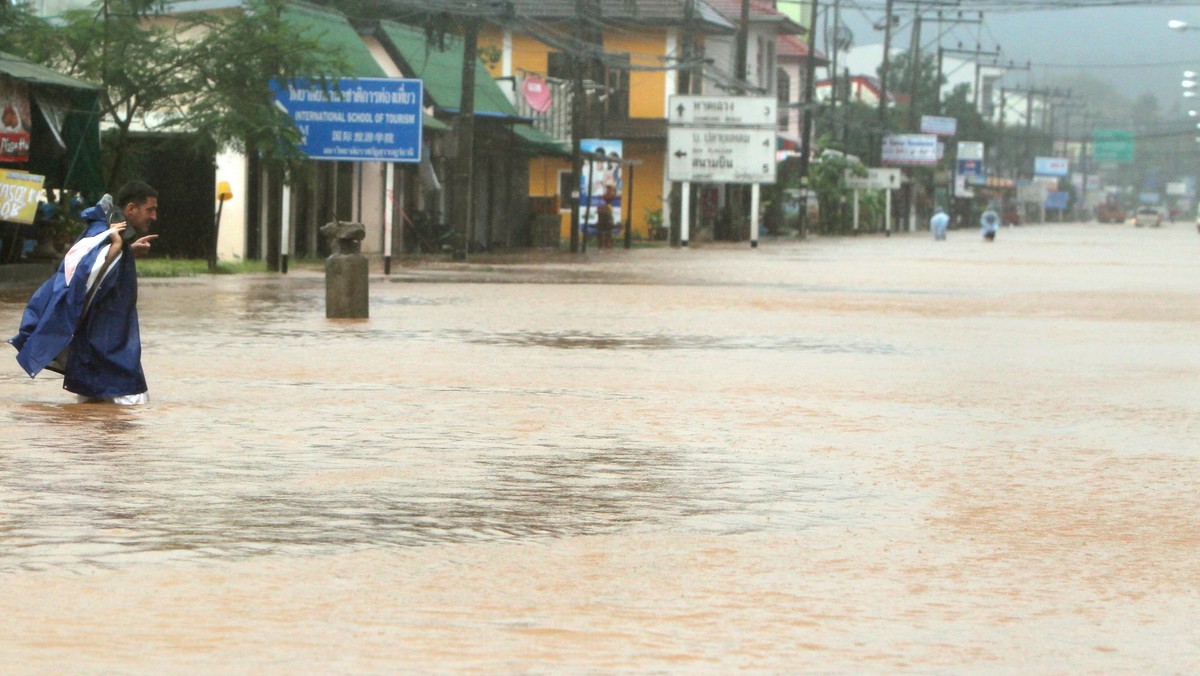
[9,181,159,404]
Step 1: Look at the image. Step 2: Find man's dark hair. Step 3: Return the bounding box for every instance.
[116,181,157,208]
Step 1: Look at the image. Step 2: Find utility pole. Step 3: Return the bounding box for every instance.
[935,44,998,115]
[906,5,922,132]
[453,14,481,260]
[568,0,599,254]
[736,0,750,88]
[798,0,819,238]
[830,0,842,137]
[875,0,894,165]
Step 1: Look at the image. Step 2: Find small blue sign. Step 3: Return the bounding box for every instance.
[271,77,423,163]
[1044,191,1070,210]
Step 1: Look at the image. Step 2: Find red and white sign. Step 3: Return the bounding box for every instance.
[0,76,31,163]
[522,74,552,113]
[882,134,938,166]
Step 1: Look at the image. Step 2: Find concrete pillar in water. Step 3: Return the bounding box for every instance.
[321,220,369,319]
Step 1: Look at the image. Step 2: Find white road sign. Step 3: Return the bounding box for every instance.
[668,127,777,183]
[669,95,777,128]
[844,168,902,191]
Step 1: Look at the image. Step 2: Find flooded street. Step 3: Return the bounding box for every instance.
[1,222,1197,672]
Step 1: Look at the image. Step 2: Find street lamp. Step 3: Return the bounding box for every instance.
[1169,19,1200,31]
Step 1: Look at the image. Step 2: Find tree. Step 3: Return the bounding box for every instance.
[0,0,348,188]
[881,51,942,131]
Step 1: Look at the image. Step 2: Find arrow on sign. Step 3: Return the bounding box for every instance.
[674,149,687,158]
[676,104,686,118]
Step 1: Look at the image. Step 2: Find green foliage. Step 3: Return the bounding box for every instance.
[137,258,269,277]
[808,144,873,235]
[881,51,942,131]
[0,0,348,188]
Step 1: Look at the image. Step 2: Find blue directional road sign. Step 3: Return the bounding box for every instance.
[270,77,423,163]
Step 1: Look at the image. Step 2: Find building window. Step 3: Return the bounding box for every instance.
[558,169,575,209]
[605,53,630,121]
[547,52,570,80]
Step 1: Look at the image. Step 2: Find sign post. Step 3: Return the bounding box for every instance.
[844,168,901,232]
[668,95,778,248]
[270,77,424,275]
[1093,129,1134,164]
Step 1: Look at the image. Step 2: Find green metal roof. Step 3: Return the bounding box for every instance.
[375,21,519,118]
[512,124,569,156]
[282,2,385,78]
[0,51,100,91]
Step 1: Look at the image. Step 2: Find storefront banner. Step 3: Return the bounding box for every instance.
[579,139,622,229]
[0,170,46,224]
[0,76,32,163]
[881,134,938,166]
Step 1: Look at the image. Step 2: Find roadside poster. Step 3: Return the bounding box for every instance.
[920,115,957,136]
[579,139,622,230]
[269,77,423,162]
[957,141,985,161]
[0,169,45,224]
[0,76,32,163]
[1045,191,1070,210]
[881,134,938,166]
[957,158,984,182]
[1034,156,1069,176]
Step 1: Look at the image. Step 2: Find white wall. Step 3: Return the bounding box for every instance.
[214,149,248,262]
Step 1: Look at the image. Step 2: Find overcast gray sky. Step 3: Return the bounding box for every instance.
[840,3,1199,106]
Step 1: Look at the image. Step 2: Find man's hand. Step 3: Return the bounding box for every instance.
[131,234,158,256]
[107,222,127,249]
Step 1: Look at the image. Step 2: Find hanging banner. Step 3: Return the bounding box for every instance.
[881,134,938,166]
[579,139,622,230]
[522,74,553,113]
[0,76,32,163]
[0,170,45,224]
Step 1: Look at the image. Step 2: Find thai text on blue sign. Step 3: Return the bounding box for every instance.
[271,77,423,163]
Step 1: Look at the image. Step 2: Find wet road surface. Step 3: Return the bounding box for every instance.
[1,222,1197,672]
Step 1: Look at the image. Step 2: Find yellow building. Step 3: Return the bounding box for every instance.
[480,1,736,242]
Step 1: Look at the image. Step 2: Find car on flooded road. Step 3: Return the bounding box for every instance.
[1134,206,1163,228]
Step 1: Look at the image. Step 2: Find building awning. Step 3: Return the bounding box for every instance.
[0,51,100,91]
[0,51,103,194]
[282,3,386,78]
[512,124,569,157]
[424,114,450,132]
[371,21,522,119]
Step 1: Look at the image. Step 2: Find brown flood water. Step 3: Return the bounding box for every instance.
[1,223,1198,672]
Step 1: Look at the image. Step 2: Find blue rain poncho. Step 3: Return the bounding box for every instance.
[8,199,147,399]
